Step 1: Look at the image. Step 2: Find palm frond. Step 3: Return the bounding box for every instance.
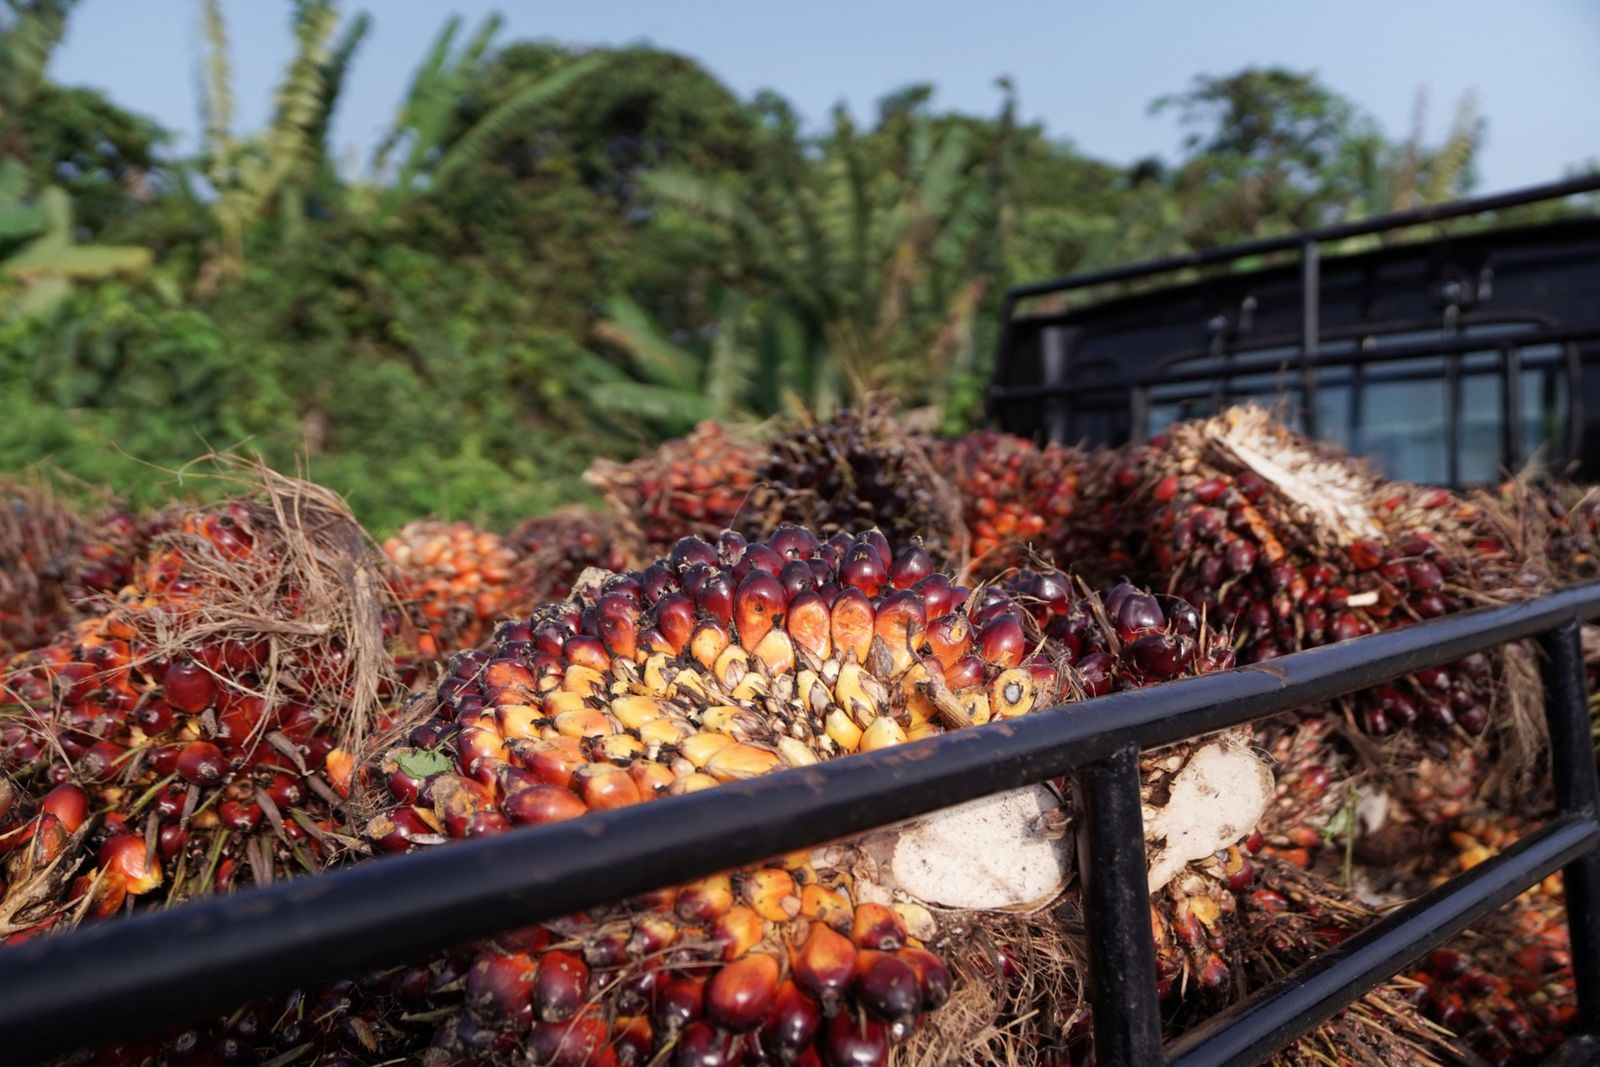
[429,54,601,191]
[592,294,701,389]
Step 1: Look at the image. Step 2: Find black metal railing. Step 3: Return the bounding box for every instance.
[988,172,1600,473]
[3,586,1600,1065]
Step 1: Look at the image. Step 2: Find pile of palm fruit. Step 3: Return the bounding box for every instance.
[2,401,1598,1065]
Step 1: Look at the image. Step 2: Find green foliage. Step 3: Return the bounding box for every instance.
[0,4,1573,536]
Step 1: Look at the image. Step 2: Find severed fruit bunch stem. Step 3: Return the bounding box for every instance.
[0,477,413,940]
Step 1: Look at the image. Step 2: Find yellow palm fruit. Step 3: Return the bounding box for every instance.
[859,715,908,752]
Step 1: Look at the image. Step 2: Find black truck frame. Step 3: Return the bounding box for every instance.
[2,585,1600,1066]
[989,174,1600,486]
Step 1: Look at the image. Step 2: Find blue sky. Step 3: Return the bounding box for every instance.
[49,1,1600,193]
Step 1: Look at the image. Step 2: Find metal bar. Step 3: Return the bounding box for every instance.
[1005,173,1600,301]
[1446,351,1462,485]
[1506,344,1525,470]
[987,325,1600,403]
[1540,621,1600,1034]
[1077,746,1164,1066]
[1166,814,1600,1067]
[6,586,1600,1059]
[1300,242,1320,438]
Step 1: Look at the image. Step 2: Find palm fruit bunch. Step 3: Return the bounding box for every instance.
[1123,407,1540,749]
[0,470,408,941]
[0,484,163,656]
[384,520,521,656]
[743,401,968,572]
[1210,855,1461,1066]
[929,431,1082,579]
[356,523,1276,1065]
[1395,815,1576,1067]
[587,421,763,558]
[506,506,630,607]
[1490,476,1600,588]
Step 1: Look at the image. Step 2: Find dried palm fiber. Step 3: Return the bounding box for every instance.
[928,430,1085,581]
[739,399,968,574]
[346,527,1278,1066]
[586,420,765,560]
[0,459,416,941]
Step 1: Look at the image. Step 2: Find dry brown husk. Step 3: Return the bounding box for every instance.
[139,455,409,757]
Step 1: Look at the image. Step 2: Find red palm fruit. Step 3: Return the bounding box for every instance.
[1077,652,1114,697]
[677,873,734,922]
[563,636,610,674]
[100,833,161,895]
[80,739,129,783]
[697,573,735,629]
[888,544,933,589]
[785,591,832,661]
[157,824,188,860]
[501,785,587,826]
[734,571,786,651]
[162,658,216,714]
[1114,591,1165,644]
[671,537,718,572]
[706,952,780,1031]
[456,720,506,783]
[794,923,858,1009]
[830,588,875,665]
[466,950,536,1027]
[854,951,920,1034]
[527,1010,612,1067]
[612,1014,653,1064]
[135,698,175,735]
[217,800,263,832]
[653,973,707,1037]
[711,905,766,961]
[822,1012,889,1066]
[1130,632,1192,679]
[597,608,639,663]
[466,811,511,837]
[779,560,815,600]
[367,806,444,853]
[945,653,985,690]
[851,903,907,951]
[895,947,951,1010]
[923,615,972,671]
[689,620,732,670]
[840,543,887,598]
[34,780,84,838]
[674,1021,738,1066]
[574,765,643,811]
[760,981,823,1063]
[914,574,958,619]
[873,591,927,671]
[532,950,589,1023]
[860,530,892,569]
[518,740,586,790]
[976,614,1025,669]
[175,741,226,786]
[1350,539,1386,570]
[769,524,819,561]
